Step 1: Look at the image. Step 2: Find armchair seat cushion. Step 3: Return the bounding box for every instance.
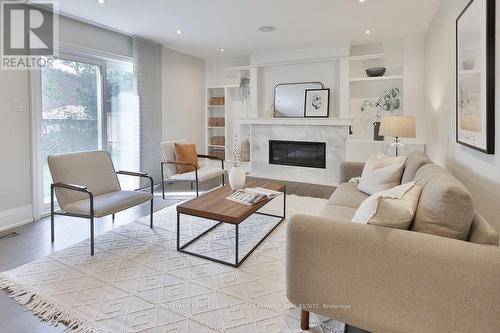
[63,191,153,217]
[168,167,224,182]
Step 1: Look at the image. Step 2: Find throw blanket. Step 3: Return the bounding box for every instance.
[352,181,416,224]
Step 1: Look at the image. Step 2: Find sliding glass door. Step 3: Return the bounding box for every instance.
[40,56,103,204]
[33,53,139,216]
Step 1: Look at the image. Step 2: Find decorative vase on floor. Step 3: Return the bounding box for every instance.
[229,166,246,190]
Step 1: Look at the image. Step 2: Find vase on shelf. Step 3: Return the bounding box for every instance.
[229,166,246,190]
[240,138,250,162]
[373,121,384,141]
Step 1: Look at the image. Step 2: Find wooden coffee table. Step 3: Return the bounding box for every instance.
[176,179,286,268]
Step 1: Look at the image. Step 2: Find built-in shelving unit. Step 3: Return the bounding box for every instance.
[206,87,227,160]
[348,42,405,142]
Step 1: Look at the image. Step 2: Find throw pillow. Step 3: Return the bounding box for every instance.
[174,143,199,174]
[352,182,422,229]
[357,154,407,195]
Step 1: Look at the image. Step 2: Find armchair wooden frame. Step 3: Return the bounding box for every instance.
[160,154,224,198]
[50,171,154,256]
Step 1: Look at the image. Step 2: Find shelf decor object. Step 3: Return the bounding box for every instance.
[373,121,384,141]
[366,67,387,77]
[379,115,416,157]
[360,88,401,129]
[208,117,225,127]
[304,88,330,118]
[208,96,225,105]
[210,136,225,146]
[274,82,323,118]
[456,0,495,154]
[239,77,250,105]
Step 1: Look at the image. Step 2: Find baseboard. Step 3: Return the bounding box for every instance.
[0,205,34,232]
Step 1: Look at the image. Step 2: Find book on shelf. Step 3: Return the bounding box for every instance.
[225,187,282,206]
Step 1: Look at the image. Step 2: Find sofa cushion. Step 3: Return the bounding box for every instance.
[352,182,422,230]
[357,155,406,195]
[328,183,369,209]
[401,151,432,184]
[319,205,357,222]
[412,164,474,240]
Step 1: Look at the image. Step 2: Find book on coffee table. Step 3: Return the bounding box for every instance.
[226,187,282,206]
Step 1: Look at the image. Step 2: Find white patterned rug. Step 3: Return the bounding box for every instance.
[0,195,345,333]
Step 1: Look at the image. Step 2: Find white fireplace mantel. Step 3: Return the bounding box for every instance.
[233,117,352,127]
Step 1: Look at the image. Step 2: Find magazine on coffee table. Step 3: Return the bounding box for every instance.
[225,187,282,206]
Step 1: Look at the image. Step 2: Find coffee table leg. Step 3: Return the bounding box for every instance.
[235,224,239,266]
[283,187,286,218]
[176,211,180,251]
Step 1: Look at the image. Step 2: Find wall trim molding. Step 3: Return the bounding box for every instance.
[0,205,34,233]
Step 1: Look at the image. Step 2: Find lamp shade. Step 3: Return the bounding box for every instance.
[379,115,416,138]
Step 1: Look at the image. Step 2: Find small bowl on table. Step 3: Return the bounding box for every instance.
[366,67,387,77]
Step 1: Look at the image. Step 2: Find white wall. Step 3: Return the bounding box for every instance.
[0,70,33,230]
[161,48,206,149]
[424,0,500,233]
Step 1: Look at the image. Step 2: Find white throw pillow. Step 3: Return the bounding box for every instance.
[352,182,422,230]
[357,154,407,195]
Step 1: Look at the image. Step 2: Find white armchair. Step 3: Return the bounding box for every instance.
[158,141,225,197]
[48,150,154,255]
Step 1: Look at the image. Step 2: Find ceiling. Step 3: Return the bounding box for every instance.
[52,0,442,59]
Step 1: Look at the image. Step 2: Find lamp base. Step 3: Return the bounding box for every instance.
[384,137,407,157]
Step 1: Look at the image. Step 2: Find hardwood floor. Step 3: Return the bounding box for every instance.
[0,178,335,332]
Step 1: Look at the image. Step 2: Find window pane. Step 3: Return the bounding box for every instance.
[41,58,102,202]
[106,60,140,190]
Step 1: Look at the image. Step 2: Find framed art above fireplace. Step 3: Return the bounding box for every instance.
[274,82,323,118]
[456,0,495,154]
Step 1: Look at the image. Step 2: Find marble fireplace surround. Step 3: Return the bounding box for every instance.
[248,120,350,186]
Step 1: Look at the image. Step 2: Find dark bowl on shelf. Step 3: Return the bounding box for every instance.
[366,67,387,77]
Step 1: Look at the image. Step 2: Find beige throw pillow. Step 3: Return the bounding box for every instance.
[352,182,422,229]
[357,154,407,195]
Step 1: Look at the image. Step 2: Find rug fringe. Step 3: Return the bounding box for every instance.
[0,273,102,333]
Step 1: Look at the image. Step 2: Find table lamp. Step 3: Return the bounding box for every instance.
[379,115,416,157]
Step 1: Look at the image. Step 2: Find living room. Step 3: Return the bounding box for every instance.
[0,0,499,332]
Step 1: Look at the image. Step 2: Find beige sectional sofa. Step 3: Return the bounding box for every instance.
[286,152,500,333]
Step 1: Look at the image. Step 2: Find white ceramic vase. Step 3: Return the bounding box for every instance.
[229,166,246,190]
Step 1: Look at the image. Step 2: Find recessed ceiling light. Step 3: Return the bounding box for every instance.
[358,0,366,2]
[219,48,225,52]
[176,29,183,35]
[258,25,277,32]
[97,0,105,4]
[365,29,372,35]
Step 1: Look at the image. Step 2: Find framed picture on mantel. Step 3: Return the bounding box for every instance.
[304,88,330,118]
[456,0,495,154]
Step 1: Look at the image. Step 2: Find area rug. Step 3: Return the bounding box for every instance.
[0,194,344,333]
